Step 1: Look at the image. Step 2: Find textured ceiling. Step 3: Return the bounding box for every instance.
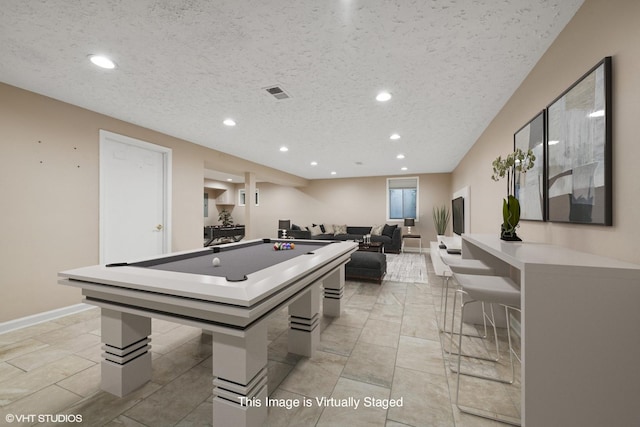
[0,0,583,181]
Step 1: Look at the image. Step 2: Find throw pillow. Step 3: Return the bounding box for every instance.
[382,224,398,238]
[333,224,347,235]
[322,224,334,234]
[371,224,385,236]
[291,224,301,231]
[310,225,323,236]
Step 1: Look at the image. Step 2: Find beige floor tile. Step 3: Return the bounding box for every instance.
[268,359,296,395]
[376,289,407,306]
[267,308,290,342]
[396,336,447,377]
[278,350,347,397]
[342,341,396,388]
[0,322,64,346]
[9,346,72,371]
[451,403,504,427]
[316,377,390,427]
[264,389,324,427]
[0,338,49,363]
[103,415,149,427]
[0,361,24,382]
[346,294,378,311]
[402,302,438,321]
[0,355,94,405]
[0,384,82,425]
[449,371,519,420]
[358,318,401,349]
[401,301,439,337]
[124,363,212,426]
[57,363,101,397]
[387,366,454,427]
[267,331,304,366]
[175,400,213,427]
[150,335,212,385]
[385,420,414,427]
[400,313,440,341]
[8,333,100,372]
[74,342,103,364]
[368,302,404,324]
[57,381,162,427]
[342,282,362,301]
[51,307,100,326]
[36,318,101,345]
[329,307,371,329]
[354,282,383,297]
[151,318,184,334]
[150,325,203,355]
[318,322,362,356]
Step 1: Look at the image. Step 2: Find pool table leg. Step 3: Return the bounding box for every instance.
[288,282,321,357]
[211,322,268,427]
[100,309,152,397]
[322,266,345,317]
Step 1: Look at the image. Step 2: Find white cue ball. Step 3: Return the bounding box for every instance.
[212,257,221,267]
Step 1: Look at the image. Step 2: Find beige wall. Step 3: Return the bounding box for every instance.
[0,83,303,322]
[452,0,640,264]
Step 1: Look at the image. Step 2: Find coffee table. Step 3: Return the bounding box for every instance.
[358,241,383,253]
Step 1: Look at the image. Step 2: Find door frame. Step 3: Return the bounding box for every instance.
[99,130,172,264]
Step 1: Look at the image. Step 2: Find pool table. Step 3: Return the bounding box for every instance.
[58,238,357,427]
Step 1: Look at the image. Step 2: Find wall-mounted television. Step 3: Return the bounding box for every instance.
[452,197,465,236]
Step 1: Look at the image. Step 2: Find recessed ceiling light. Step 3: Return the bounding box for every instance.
[330,171,337,175]
[88,54,116,69]
[223,119,236,126]
[589,110,605,118]
[549,140,560,145]
[376,91,392,102]
[390,133,401,140]
[280,146,289,152]
[310,161,318,166]
[401,167,408,171]
[396,154,405,159]
[226,178,233,182]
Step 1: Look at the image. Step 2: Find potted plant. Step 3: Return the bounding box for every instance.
[432,205,450,237]
[218,208,234,227]
[491,148,535,241]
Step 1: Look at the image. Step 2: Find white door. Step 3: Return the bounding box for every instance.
[100,130,172,264]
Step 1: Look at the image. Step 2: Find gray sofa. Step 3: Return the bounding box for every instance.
[288,224,402,254]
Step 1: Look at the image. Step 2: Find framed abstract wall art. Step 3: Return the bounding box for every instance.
[546,57,612,225]
[514,111,545,221]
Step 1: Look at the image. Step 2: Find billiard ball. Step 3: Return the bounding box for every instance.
[212,257,221,267]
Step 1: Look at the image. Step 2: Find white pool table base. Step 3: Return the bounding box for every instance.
[98,279,339,426]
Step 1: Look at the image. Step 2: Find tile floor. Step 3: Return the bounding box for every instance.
[0,256,520,426]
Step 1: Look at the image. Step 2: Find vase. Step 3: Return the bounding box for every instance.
[500,196,522,241]
[500,226,522,242]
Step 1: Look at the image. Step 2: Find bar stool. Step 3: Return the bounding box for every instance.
[439,256,495,352]
[452,272,521,426]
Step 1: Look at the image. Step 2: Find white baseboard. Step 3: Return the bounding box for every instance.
[0,303,94,335]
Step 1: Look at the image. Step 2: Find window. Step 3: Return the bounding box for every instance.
[387,177,418,220]
[238,189,259,206]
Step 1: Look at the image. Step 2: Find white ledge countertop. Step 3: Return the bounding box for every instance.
[462,234,640,271]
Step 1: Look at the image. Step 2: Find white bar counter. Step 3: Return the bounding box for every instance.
[461,234,640,427]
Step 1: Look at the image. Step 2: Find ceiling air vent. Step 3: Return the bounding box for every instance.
[264,85,291,100]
